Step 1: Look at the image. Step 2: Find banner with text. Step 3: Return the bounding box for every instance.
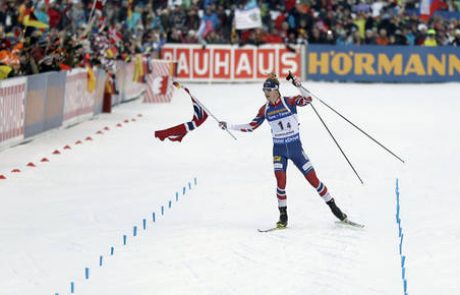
[161,44,303,82]
[306,45,460,82]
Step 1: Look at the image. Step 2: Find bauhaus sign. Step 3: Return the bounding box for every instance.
[161,44,302,81]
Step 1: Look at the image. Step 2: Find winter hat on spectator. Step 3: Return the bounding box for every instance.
[418,24,427,32]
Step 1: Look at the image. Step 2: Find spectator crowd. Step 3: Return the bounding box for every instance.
[1,0,460,80]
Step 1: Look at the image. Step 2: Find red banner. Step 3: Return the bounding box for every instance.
[144,59,176,103]
[161,44,302,82]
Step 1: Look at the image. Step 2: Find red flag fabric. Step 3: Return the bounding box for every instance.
[154,87,208,142]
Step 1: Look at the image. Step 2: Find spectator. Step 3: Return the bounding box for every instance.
[364,28,376,44]
[451,29,460,45]
[415,23,428,45]
[375,28,390,45]
[1,0,460,80]
[392,29,408,45]
[424,29,438,46]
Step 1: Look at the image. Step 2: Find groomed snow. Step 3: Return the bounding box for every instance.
[1,81,459,294]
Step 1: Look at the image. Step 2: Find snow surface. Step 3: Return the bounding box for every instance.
[1,81,460,295]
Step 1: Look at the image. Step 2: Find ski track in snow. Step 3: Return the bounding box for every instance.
[1,82,460,294]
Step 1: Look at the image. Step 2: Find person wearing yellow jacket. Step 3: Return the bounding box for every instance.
[424,29,437,47]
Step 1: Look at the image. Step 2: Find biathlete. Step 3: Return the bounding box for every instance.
[219,73,348,228]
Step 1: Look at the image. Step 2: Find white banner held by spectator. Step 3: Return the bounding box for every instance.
[235,7,262,30]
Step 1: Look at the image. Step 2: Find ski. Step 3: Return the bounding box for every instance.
[257,226,287,233]
[336,219,365,228]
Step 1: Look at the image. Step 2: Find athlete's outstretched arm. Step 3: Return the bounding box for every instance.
[219,105,266,132]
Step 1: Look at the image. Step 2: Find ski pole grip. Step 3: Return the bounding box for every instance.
[286,71,294,82]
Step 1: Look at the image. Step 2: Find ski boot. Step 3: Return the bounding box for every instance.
[276,206,288,228]
[326,198,347,221]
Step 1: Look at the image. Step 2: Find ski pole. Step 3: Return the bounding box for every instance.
[173,81,237,140]
[286,73,364,184]
[286,72,405,164]
[310,103,364,184]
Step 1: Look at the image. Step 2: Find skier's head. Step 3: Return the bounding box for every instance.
[263,73,280,103]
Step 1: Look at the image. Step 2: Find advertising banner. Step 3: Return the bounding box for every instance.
[306,45,460,82]
[45,72,66,131]
[63,69,95,126]
[161,44,303,82]
[24,74,48,138]
[144,59,176,103]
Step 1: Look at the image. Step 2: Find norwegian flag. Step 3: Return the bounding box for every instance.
[154,83,208,142]
[95,0,106,11]
[420,0,446,20]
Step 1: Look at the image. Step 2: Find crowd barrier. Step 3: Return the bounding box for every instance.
[0,58,176,151]
[161,43,460,83]
[0,77,26,148]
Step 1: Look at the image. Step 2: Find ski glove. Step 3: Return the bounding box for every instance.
[218,121,227,130]
[293,77,302,87]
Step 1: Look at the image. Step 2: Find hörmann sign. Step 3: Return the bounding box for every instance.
[306,45,460,82]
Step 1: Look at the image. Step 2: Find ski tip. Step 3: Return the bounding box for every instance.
[257,226,287,233]
[336,220,365,228]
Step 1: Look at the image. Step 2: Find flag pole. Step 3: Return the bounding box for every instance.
[173,82,237,140]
